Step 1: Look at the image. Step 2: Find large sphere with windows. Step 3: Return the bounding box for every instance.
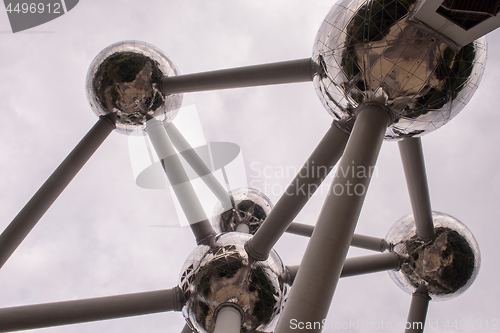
[179,233,288,333]
[212,188,273,234]
[312,0,486,139]
[386,212,480,300]
[86,40,182,134]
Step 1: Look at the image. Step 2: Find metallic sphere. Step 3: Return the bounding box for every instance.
[179,232,288,333]
[386,212,480,300]
[312,0,487,140]
[212,188,273,235]
[86,41,182,134]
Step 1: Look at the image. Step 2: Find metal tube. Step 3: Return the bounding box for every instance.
[245,120,352,261]
[405,285,431,333]
[286,265,299,284]
[181,324,194,333]
[236,223,250,233]
[0,288,183,332]
[0,114,116,270]
[351,233,390,252]
[162,58,315,94]
[165,123,231,210]
[285,222,314,237]
[340,252,404,277]
[214,306,242,333]
[398,138,435,241]
[275,103,391,333]
[145,119,215,244]
[286,252,404,283]
[286,223,389,252]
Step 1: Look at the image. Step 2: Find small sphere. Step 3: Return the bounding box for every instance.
[179,233,288,333]
[86,41,182,134]
[313,0,487,140]
[212,188,273,234]
[386,212,480,300]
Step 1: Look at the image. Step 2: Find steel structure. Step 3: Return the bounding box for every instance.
[0,0,497,332]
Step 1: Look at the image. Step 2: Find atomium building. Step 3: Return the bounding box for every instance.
[0,0,498,333]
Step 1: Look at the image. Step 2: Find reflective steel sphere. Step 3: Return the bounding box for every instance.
[386,212,480,300]
[313,0,487,140]
[212,188,273,235]
[179,233,288,333]
[86,41,182,134]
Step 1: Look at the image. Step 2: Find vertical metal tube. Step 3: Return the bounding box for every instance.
[0,288,183,332]
[398,138,435,241]
[0,114,116,270]
[214,306,242,333]
[145,119,215,244]
[165,123,231,210]
[236,223,250,233]
[162,58,315,94]
[245,120,352,261]
[275,103,391,333]
[405,285,431,333]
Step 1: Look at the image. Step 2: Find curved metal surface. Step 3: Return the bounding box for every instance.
[87,40,183,134]
[313,0,487,140]
[179,232,289,333]
[387,211,481,300]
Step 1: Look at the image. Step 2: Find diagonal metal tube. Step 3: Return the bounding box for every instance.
[286,222,390,252]
[0,287,184,332]
[181,323,194,333]
[0,114,116,270]
[398,138,435,241]
[286,252,405,283]
[162,58,316,94]
[405,285,431,333]
[337,252,405,278]
[245,119,353,261]
[275,103,391,333]
[145,119,216,244]
[165,123,231,210]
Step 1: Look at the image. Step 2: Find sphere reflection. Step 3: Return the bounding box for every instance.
[179,233,288,333]
[386,212,480,300]
[212,188,273,235]
[313,0,486,139]
[86,41,182,134]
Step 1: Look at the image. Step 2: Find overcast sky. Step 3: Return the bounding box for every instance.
[0,1,499,332]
